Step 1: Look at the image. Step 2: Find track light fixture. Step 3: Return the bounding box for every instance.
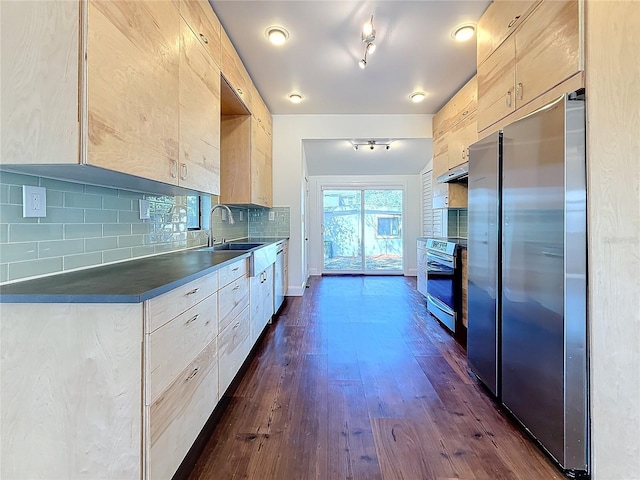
[351,140,391,151]
[358,15,377,69]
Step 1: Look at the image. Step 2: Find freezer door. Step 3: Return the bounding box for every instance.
[501,95,587,471]
[467,132,501,396]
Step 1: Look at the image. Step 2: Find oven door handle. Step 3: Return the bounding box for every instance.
[426,251,455,269]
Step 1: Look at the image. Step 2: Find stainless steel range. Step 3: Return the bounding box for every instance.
[425,238,463,334]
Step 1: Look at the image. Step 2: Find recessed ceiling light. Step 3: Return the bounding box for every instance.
[266,26,289,45]
[289,94,302,104]
[410,92,426,103]
[451,24,475,42]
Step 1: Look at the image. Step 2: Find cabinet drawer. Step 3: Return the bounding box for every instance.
[180,0,221,67]
[148,339,218,480]
[146,271,218,333]
[219,275,249,333]
[218,257,248,287]
[147,293,218,403]
[218,306,251,396]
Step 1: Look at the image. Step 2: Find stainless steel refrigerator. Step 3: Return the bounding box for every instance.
[467,92,589,476]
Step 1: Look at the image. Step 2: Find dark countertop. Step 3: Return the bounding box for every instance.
[0,237,288,304]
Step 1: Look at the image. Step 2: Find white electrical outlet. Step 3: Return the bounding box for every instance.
[139,199,150,220]
[269,211,275,221]
[22,186,47,218]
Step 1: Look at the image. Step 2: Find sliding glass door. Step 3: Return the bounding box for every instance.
[322,188,403,274]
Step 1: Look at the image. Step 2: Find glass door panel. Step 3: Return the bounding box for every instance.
[364,190,403,271]
[322,190,362,272]
[322,188,404,274]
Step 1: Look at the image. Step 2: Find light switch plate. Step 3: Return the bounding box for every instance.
[139,199,150,220]
[239,211,244,221]
[22,186,46,218]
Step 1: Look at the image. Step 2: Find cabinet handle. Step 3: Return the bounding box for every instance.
[180,163,188,180]
[186,314,199,325]
[232,267,239,271]
[237,88,243,95]
[506,91,512,108]
[462,148,466,160]
[233,284,240,291]
[462,110,468,116]
[507,15,521,28]
[186,367,200,381]
[199,33,209,44]
[233,321,240,329]
[170,159,178,179]
[186,287,200,296]
[516,83,523,101]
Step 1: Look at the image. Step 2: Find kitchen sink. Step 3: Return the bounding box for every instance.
[197,243,264,252]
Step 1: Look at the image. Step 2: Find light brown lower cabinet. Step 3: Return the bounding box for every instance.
[0,256,258,480]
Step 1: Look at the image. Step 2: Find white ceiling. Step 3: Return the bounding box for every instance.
[211,0,488,175]
[304,138,432,176]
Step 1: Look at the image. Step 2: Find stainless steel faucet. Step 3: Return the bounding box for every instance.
[209,204,235,247]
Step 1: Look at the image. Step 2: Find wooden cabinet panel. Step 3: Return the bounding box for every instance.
[0,1,79,166]
[146,271,218,333]
[148,293,218,403]
[477,0,539,66]
[432,76,477,138]
[221,28,252,111]
[86,1,180,185]
[148,339,218,480]
[178,18,221,194]
[447,111,478,169]
[180,0,221,67]
[218,275,250,333]
[250,117,273,207]
[1,303,142,479]
[515,0,581,107]
[218,257,249,287]
[477,35,516,132]
[218,306,251,395]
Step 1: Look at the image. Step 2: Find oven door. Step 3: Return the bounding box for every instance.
[426,251,456,331]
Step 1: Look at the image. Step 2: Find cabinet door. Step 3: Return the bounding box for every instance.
[218,306,251,395]
[262,265,274,324]
[148,339,218,480]
[251,118,273,207]
[221,28,252,110]
[218,275,250,333]
[86,1,179,184]
[250,272,264,343]
[0,1,79,166]
[178,17,221,194]
[477,35,516,132]
[180,0,221,67]
[448,111,478,169]
[477,0,539,66]
[515,0,581,108]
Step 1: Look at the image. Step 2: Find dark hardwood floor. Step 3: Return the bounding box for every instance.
[189,276,562,480]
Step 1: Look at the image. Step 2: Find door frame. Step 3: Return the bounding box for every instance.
[318,182,406,275]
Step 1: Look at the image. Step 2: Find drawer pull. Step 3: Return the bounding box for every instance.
[232,284,240,291]
[506,91,512,108]
[232,267,239,271]
[186,367,200,381]
[170,159,178,178]
[233,322,240,329]
[186,314,199,325]
[507,15,521,28]
[237,88,243,95]
[186,288,200,296]
[516,83,523,101]
[199,33,209,44]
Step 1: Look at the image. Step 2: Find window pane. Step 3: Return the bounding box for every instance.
[186,196,200,229]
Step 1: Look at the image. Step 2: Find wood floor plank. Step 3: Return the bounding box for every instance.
[187,276,563,480]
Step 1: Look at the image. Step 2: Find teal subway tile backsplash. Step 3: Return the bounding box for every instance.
[9,258,63,281]
[0,242,38,263]
[0,173,208,283]
[248,206,291,238]
[10,224,64,242]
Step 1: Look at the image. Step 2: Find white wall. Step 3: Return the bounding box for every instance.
[272,114,432,295]
[308,175,421,276]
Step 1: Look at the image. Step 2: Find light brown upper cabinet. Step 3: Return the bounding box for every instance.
[180,0,222,67]
[477,0,582,132]
[86,0,180,186]
[221,29,253,112]
[178,16,221,194]
[1,0,221,196]
[477,0,539,67]
[431,76,477,209]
